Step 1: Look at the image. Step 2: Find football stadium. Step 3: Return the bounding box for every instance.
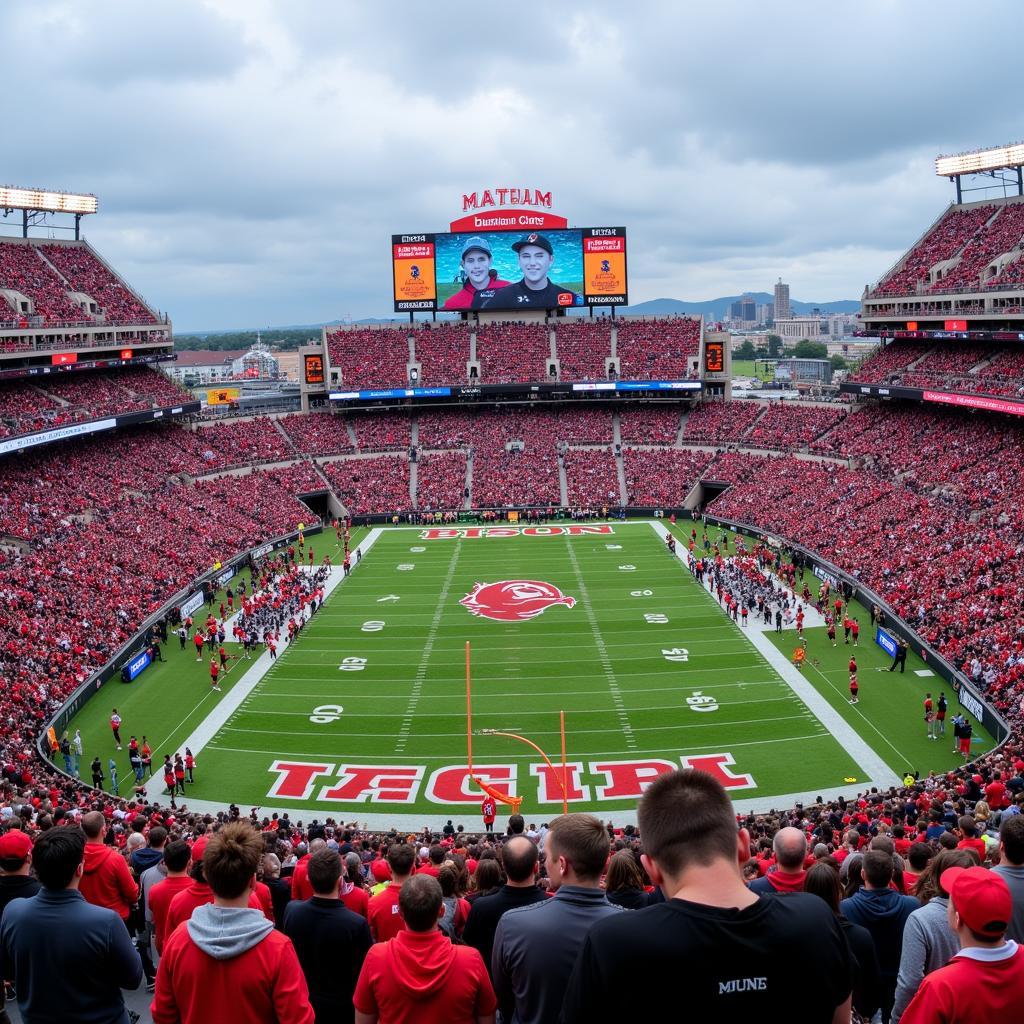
[3,17,1024,1020]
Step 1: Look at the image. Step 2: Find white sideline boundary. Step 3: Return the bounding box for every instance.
[140,528,384,804]
[654,521,901,794]
[143,521,901,826]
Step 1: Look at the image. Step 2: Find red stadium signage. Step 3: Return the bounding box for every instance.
[451,187,567,232]
[420,525,614,540]
[944,319,968,331]
[120,348,133,360]
[266,753,755,806]
[923,390,1024,418]
[51,352,77,366]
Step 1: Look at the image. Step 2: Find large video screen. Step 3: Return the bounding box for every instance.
[392,227,627,312]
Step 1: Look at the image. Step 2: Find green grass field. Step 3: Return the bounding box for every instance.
[66,522,993,822]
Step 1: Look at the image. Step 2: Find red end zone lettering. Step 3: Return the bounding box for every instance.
[590,759,676,800]
[425,765,516,803]
[318,765,424,803]
[268,760,335,800]
[530,762,590,803]
[680,753,755,790]
[420,525,614,540]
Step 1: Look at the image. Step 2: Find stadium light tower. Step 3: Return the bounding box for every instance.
[936,143,1024,204]
[0,185,98,239]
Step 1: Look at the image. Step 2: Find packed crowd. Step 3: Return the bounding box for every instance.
[39,243,158,324]
[873,204,994,297]
[618,405,680,444]
[411,323,471,386]
[0,240,86,323]
[852,339,1024,398]
[682,399,763,442]
[348,412,411,452]
[622,448,714,506]
[554,319,612,381]
[280,413,354,455]
[415,451,468,510]
[323,456,411,515]
[934,200,1024,292]
[475,323,551,384]
[325,328,410,390]
[615,317,700,380]
[562,448,620,506]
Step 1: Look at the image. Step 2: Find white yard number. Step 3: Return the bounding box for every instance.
[338,657,367,672]
[630,590,654,597]
[397,564,415,571]
[686,691,719,713]
[606,544,622,550]
[644,613,668,624]
[361,621,385,632]
[310,704,344,723]
[410,546,426,552]
[662,648,690,662]
[618,564,636,572]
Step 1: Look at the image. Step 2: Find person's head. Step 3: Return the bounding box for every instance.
[907,842,933,873]
[544,813,609,886]
[262,852,281,880]
[943,865,1013,946]
[472,856,504,893]
[803,861,842,914]
[460,238,493,289]
[147,826,168,850]
[861,850,894,889]
[307,847,342,897]
[438,863,459,898]
[507,814,525,836]
[429,844,445,867]
[203,821,263,900]
[81,811,105,842]
[32,826,86,890]
[958,815,978,838]
[604,849,644,893]
[399,873,443,932]
[998,814,1024,867]
[915,847,978,904]
[163,839,192,875]
[344,851,363,884]
[773,827,808,872]
[0,830,33,875]
[637,769,746,886]
[512,234,554,288]
[386,842,416,881]
[502,836,538,884]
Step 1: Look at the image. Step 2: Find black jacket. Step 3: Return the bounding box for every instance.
[462,883,548,973]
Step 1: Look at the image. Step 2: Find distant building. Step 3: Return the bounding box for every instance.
[740,296,757,322]
[774,278,791,319]
[756,303,774,324]
[775,357,832,385]
[163,349,247,384]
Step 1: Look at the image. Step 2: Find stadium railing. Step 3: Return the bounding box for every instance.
[36,524,323,779]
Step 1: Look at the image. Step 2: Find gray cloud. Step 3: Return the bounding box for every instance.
[1,0,1015,329]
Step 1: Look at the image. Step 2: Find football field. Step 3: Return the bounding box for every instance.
[68,521,994,825]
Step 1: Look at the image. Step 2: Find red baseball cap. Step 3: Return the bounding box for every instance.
[190,836,209,863]
[370,859,391,882]
[0,830,32,860]
[941,866,1012,938]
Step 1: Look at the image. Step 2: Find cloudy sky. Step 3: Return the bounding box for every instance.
[4,0,1019,330]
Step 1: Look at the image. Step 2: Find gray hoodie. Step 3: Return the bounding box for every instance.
[891,897,959,1024]
[186,905,273,960]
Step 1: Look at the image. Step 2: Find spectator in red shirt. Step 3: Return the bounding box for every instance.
[149,839,194,956]
[354,873,496,1024]
[748,827,808,894]
[956,816,988,861]
[152,821,313,1024]
[78,811,138,921]
[368,843,415,943]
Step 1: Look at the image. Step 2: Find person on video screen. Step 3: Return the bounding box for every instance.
[442,237,511,310]
[475,233,584,309]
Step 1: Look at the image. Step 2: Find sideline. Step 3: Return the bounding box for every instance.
[140,528,383,803]
[654,520,900,793]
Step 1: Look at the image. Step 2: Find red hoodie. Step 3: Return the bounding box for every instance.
[354,928,496,1024]
[164,881,263,939]
[79,842,139,919]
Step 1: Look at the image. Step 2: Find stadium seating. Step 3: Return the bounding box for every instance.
[847,341,933,384]
[615,317,700,379]
[280,412,354,455]
[681,400,762,443]
[563,447,620,506]
[192,417,295,467]
[322,455,410,514]
[349,411,411,451]
[412,323,470,386]
[476,323,551,383]
[932,201,1024,291]
[416,451,468,509]
[872,204,994,296]
[622,448,714,505]
[39,243,157,324]
[326,327,409,389]
[0,240,86,323]
[554,319,612,381]
[744,403,847,448]
[618,405,681,444]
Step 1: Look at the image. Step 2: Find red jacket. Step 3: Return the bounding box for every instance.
[152,908,313,1024]
[290,855,312,901]
[79,842,139,919]
[442,274,511,311]
[164,881,263,938]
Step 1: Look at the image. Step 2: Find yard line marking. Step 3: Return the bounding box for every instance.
[394,540,463,754]
[565,537,637,750]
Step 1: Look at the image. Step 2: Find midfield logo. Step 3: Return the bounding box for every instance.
[460,580,576,621]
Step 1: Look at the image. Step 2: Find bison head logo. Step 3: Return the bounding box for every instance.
[460,580,577,622]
